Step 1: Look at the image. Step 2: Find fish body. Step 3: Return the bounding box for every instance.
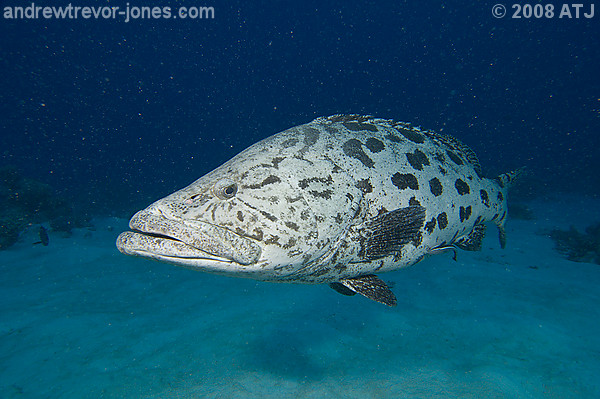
[33,225,49,246]
[117,115,518,306]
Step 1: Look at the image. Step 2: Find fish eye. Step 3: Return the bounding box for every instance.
[213,178,238,200]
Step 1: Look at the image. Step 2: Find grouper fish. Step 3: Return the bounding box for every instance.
[116,115,520,306]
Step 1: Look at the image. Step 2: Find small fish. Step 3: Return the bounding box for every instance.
[117,115,521,306]
[33,226,49,246]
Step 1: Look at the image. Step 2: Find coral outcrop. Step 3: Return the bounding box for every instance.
[550,223,600,265]
[0,166,90,249]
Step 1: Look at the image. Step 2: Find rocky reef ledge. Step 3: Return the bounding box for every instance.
[0,166,90,249]
[550,223,600,265]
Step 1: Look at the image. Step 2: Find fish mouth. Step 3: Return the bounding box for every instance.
[116,210,262,266]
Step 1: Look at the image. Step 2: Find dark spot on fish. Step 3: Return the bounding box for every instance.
[286,195,303,203]
[385,134,403,143]
[260,210,277,222]
[346,193,354,202]
[495,176,505,188]
[391,172,419,190]
[271,157,284,168]
[211,204,217,221]
[498,191,504,201]
[299,127,320,155]
[356,179,373,193]
[309,189,333,199]
[282,138,299,148]
[342,139,374,168]
[438,166,447,175]
[253,228,264,241]
[492,213,499,221]
[285,221,299,231]
[300,210,310,220]
[434,152,446,164]
[283,237,297,250]
[324,125,339,135]
[455,179,470,195]
[377,207,389,216]
[365,137,385,153]
[265,235,280,246]
[437,212,448,230]
[409,197,420,206]
[299,175,333,189]
[429,177,443,197]
[406,149,430,171]
[243,175,281,189]
[237,211,244,222]
[343,121,378,132]
[424,217,436,234]
[447,150,463,166]
[459,206,472,222]
[302,127,320,146]
[334,213,344,224]
[398,128,425,143]
[237,227,264,241]
[480,189,490,207]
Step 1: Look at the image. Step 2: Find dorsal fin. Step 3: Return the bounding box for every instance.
[424,131,483,177]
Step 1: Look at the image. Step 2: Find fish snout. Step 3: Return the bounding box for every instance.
[126,210,262,265]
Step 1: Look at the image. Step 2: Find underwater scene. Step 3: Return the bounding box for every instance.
[1,1,599,398]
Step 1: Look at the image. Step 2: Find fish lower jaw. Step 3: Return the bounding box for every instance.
[135,250,235,267]
[116,231,237,264]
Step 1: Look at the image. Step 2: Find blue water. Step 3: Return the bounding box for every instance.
[1,1,599,397]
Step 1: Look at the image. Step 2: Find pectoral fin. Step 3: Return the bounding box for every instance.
[331,275,397,307]
[362,205,426,260]
[329,282,357,296]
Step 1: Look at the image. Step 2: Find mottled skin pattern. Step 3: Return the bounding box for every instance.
[117,115,513,288]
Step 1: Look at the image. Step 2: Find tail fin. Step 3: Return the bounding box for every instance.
[495,168,525,189]
[494,168,525,248]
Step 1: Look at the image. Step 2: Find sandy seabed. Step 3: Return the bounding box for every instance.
[1,194,599,398]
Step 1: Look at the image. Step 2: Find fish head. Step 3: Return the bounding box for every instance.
[116,138,324,280]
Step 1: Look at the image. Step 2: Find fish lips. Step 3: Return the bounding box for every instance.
[116,210,262,265]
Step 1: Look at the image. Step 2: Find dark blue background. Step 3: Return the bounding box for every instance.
[1,1,599,216]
